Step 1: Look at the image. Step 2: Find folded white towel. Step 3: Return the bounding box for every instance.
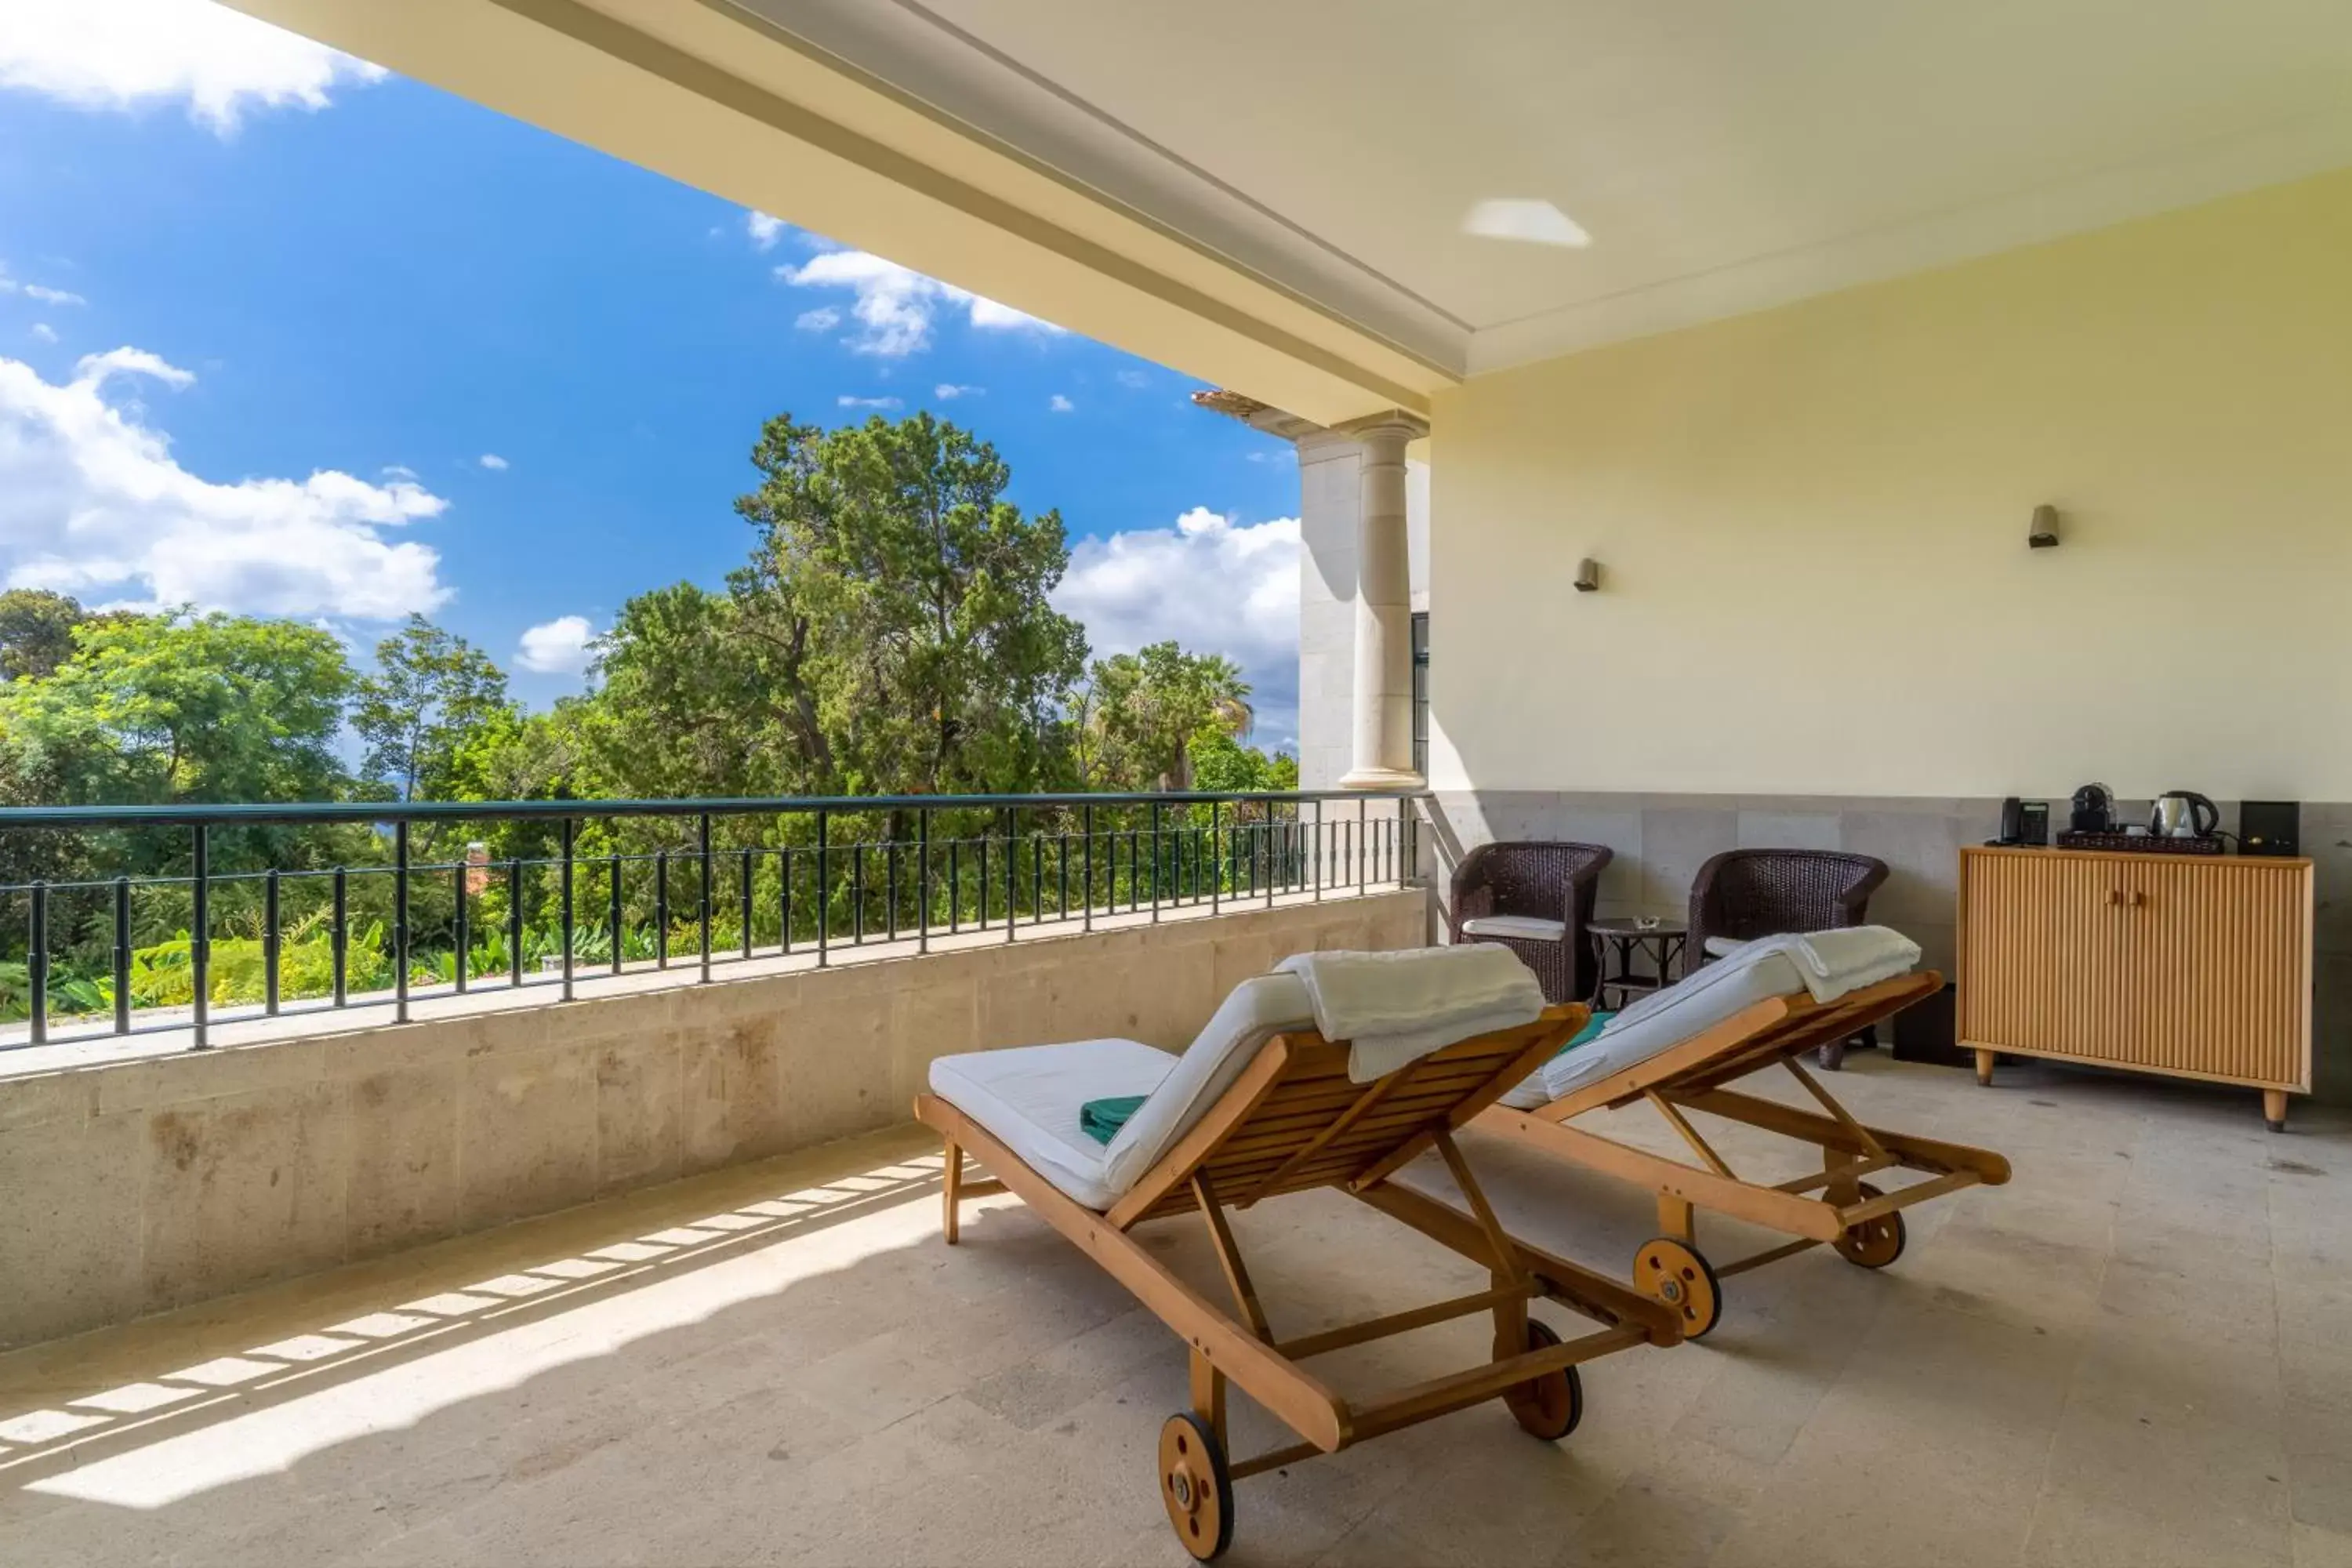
[1275,946,1546,1082]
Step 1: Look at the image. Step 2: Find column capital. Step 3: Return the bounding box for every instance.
[1333,408,1430,445]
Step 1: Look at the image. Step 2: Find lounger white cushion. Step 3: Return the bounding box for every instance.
[928,974,1315,1210]
[1497,926,1922,1110]
[1497,949,1809,1109]
[1702,935,1747,959]
[1460,915,1567,942]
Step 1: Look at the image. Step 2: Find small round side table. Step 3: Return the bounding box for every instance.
[1588,917,1687,1011]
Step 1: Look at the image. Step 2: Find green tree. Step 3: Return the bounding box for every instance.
[1187,728,1299,793]
[350,615,515,801]
[0,589,86,684]
[0,610,354,807]
[728,411,1091,796]
[1073,641,1253,789]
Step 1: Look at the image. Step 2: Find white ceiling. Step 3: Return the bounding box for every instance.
[736,0,2352,376]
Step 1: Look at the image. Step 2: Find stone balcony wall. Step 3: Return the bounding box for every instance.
[0,891,1424,1350]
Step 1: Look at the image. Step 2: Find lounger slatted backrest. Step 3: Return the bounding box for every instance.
[1544,971,1944,1119]
[1106,1004,1582,1229]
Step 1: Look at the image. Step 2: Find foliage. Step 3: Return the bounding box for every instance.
[0,590,87,684]
[1074,641,1254,790]
[351,615,516,802]
[724,410,1091,796]
[0,608,353,808]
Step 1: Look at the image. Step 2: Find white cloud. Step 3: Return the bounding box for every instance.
[0,0,389,135]
[30,323,58,343]
[1115,369,1151,389]
[516,615,597,676]
[1049,394,1075,413]
[24,284,85,306]
[478,452,508,471]
[794,307,840,333]
[0,346,448,619]
[837,395,902,410]
[933,383,982,400]
[778,249,1064,356]
[746,210,785,250]
[1055,506,1301,743]
[381,463,418,481]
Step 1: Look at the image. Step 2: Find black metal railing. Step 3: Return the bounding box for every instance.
[0,789,1425,1051]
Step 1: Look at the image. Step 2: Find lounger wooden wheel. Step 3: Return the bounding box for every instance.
[1632,1237,1722,1339]
[1831,1182,1906,1269]
[1159,1412,1235,1561]
[1504,1319,1585,1440]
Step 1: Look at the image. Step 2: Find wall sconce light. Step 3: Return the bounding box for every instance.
[2027,504,2060,549]
[1574,558,1602,592]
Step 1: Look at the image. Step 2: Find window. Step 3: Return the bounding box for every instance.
[1410,611,1429,776]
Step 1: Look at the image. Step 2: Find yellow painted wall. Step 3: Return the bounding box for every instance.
[1428,169,2352,800]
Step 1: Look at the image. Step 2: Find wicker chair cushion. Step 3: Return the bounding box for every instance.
[1461,914,1568,942]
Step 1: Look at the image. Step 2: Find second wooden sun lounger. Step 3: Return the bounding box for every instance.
[1476,950,2011,1339]
[915,974,1682,1562]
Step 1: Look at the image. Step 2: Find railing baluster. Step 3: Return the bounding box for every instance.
[780,844,793,955]
[1210,800,1221,914]
[1004,808,1017,945]
[699,813,713,982]
[332,864,348,1009]
[741,846,755,960]
[917,808,930,956]
[1083,803,1094,933]
[453,858,470,994]
[655,849,670,970]
[978,829,990,931]
[1058,831,1069,920]
[1313,800,1323,902]
[394,821,411,1024]
[27,880,47,1047]
[508,858,524,988]
[263,868,281,1013]
[190,825,209,1049]
[887,838,899,944]
[853,840,866,946]
[815,809,829,968]
[1031,831,1043,927]
[561,818,577,1001]
[1359,799,1368,892]
[609,851,624,975]
[1150,802,1162,924]
[949,838,960,934]
[113,875,132,1035]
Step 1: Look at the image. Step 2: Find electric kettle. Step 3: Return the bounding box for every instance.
[2151,791,2219,839]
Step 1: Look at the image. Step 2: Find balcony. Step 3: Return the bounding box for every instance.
[0,1043,2343,1566]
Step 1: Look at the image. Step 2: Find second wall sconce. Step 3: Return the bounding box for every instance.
[1574,557,1602,592]
[2028,504,2060,549]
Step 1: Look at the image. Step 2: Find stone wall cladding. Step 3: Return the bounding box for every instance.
[0,891,1425,1350]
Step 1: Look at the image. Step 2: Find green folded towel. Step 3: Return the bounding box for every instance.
[1555,1011,1614,1057]
[1080,1094,1148,1145]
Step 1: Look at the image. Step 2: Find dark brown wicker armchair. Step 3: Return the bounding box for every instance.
[1687,848,1890,1066]
[1446,840,1613,1004]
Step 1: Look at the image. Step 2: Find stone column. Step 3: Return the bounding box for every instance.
[1339,415,1424,788]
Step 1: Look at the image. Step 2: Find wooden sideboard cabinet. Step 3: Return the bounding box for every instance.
[1957,846,2314,1130]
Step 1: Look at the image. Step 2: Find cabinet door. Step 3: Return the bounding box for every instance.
[1960,852,2125,1058]
[2119,861,2310,1087]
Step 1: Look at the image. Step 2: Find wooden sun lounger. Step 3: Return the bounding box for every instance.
[1472,971,2010,1339]
[914,1002,1682,1563]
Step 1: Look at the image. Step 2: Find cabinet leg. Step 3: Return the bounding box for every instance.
[2263,1089,2288,1134]
[1973,1049,1995,1088]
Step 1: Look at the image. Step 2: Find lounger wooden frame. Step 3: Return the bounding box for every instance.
[1472,972,2011,1333]
[914,1002,1682,1560]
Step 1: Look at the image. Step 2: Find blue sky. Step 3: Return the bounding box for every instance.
[0,1,1304,745]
